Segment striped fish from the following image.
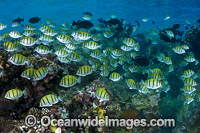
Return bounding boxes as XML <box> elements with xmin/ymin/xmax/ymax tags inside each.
<box><xmin>68</xmin><ymin>52</ymin><xmax>82</xmax><ymax>62</ymax></box>
<box><xmin>126</xmin><ymin>79</ymin><xmax>136</xmax><ymax>89</ymax></box>
<box><xmin>55</xmin><ymin>49</ymin><xmax>68</xmax><ymax>57</ymax></box>
<box><xmin>20</xmin><ymin>36</ymin><xmax>36</xmax><ymax>46</ymax></box>
<box><xmin>123</xmin><ymin>38</ymin><xmax>136</xmax><ymax>47</ymax></box>
<box><xmin>9</xmin><ymin>30</ymin><xmax>22</xmax><ymax>38</ymax></box>
<box><xmin>21</xmin><ymin>68</ymin><xmax>36</xmax><ymax>80</ymax></box>
<box><xmin>95</xmin><ymin>88</ymin><xmax>110</xmax><ymax>102</ymax></box>
<box><xmin>76</xmin><ymin>65</ymin><xmax>93</xmax><ymax>76</ymax></box>
<box><xmin>23</xmin><ymin>30</ymin><xmax>36</xmax><ymax>37</ymax></box>
<box><xmin>59</xmin><ymin>75</ymin><xmax>80</xmax><ymax>87</ymax></box>
<box><xmin>8</xmin><ymin>54</ymin><xmax>29</xmax><ymax>65</ymax></box>
<box><xmin>85</xmin><ymin>41</ymin><xmax>101</xmax><ymax>50</ymax></box>
<box><xmin>43</xmin><ymin>28</ymin><xmax>57</xmax><ymax>36</ymax></box>
<box><xmin>173</xmin><ymin>46</ymin><xmax>185</xmax><ymax>54</ymax></box>
<box><xmin>181</xmin><ymin>85</ymin><xmax>196</xmax><ymax>94</ymax></box>
<box><xmin>24</xmin><ymin>25</ymin><xmax>35</xmax><ymax>30</ymax></box>
<box><xmin>39</xmin><ymin>94</ymin><xmax>62</xmax><ymax>107</ymax></box>
<box><xmin>0</xmin><ymin>23</ymin><xmax>6</xmax><ymax>30</ymax></box>
<box><xmin>56</xmin><ymin>34</ymin><xmax>71</xmax><ymax>43</ymax></box>
<box><xmin>5</xmin><ymin>88</ymin><xmax>24</xmax><ymax>100</ymax></box>
<box><xmin>182</xmin><ymin>69</ymin><xmax>195</xmax><ymax>78</ymax></box>
<box><xmin>184</xmin><ymin>78</ymin><xmax>197</xmax><ymax>86</ymax></box>
<box><xmin>33</xmin><ymin>67</ymin><xmax>49</xmax><ymax>81</ymax></box>
<box><xmin>164</xmin><ymin>57</ymin><xmax>172</xmax><ymax>65</ymax></box>
<box><xmin>77</xmin><ymin>32</ymin><xmax>91</xmax><ymax>40</ymax></box>
<box><xmin>2</xmin><ymin>41</ymin><xmax>16</xmax><ymax>52</ymax></box>
<box><xmin>57</xmin><ymin>57</ymin><xmax>71</xmax><ymax>64</ymax></box>
<box><xmin>35</xmin><ymin>45</ymin><xmax>51</xmax><ymax>55</ymax></box>
<box><xmin>144</xmin><ymin>78</ymin><xmax>162</xmax><ymax>89</ymax></box>
<box><xmin>109</xmin><ymin>72</ymin><xmax>122</xmax><ymax>82</ymax></box>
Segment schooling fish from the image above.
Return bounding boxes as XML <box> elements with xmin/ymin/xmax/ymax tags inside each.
<box><xmin>152</xmin><ymin>21</ymin><xmax>155</xmax><ymax>24</ymax></box>
<box><xmin>72</xmin><ymin>20</ymin><xmax>94</xmax><ymax>29</ymax></box>
<box><xmin>12</xmin><ymin>17</ymin><xmax>24</xmax><ymax>23</ymax></box>
<box><xmin>29</xmin><ymin>17</ymin><xmax>41</xmax><ymax>24</ymax></box>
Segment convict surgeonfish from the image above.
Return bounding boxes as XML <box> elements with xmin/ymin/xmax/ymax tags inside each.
<box><xmin>33</xmin><ymin>67</ymin><xmax>50</xmax><ymax>81</ymax></box>
<box><xmin>39</xmin><ymin>94</ymin><xmax>63</xmax><ymax>107</ymax></box>
<box><xmin>95</xmin><ymin>88</ymin><xmax>110</xmax><ymax>102</ymax></box>
<box><xmin>59</xmin><ymin>75</ymin><xmax>80</xmax><ymax>88</ymax></box>
<box><xmin>21</xmin><ymin>68</ymin><xmax>36</xmax><ymax>80</ymax></box>
<box><xmin>8</xmin><ymin>54</ymin><xmax>30</xmax><ymax>66</ymax></box>
<box><xmin>76</xmin><ymin>65</ymin><xmax>93</xmax><ymax>76</ymax></box>
<box><xmin>5</xmin><ymin>88</ymin><xmax>26</xmax><ymax>100</ymax></box>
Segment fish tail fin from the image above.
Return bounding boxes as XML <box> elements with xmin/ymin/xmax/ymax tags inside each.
<box><xmin>26</xmin><ymin>60</ymin><xmax>30</xmax><ymax>66</ymax></box>
<box><xmin>72</xmin><ymin>20</ymin><xmax>76</xmax><ymax>26</ymax></box>
<box><xmin>22</xmin><ymin>18</ymin><xmax>24</xmax><ymax>22</ymax></box>
<box><xmin>23</xmin><ymin>89</ymin><xmax>28</xmax><ymax>96</ymax></box>
<box><xmin>0</xmin><ymin>69</ymin><xmax>5</xmax><ymax>77</ymax></box>
<box><xmin>58</xmin><ymin>96</ymin><xmax>63</xmax><ymax>102</ymax></box>
<box><xmin>77</xmin><ymin>77</ymin><xmax>81</xmax><ymax>84</ymax></box>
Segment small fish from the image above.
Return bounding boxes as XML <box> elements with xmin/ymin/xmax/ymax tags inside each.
<box><xmin>173</xmin><ymin>46</ymin><xmax>185</xmax><ymax>54</ymax></box>
<box><xmin>56</xmin><ymin>34</ymin><xmax>71</xmax><ymax>44</ymax></box>
<box><xmin>123</xmin><ymin>38</ymin><xmax>136</xmax><ymax>47</ymax></box>
<box><xmin>95</xmin><ymin>88</ymin><xmax>110</xmax><ymax>102</ymax></box>
<box><xmin>9</xmin><ymin>30</ymin><xmax>22</xmax><ymax>38</ymax></box>
<box><xmin>40</xmin><ymin>94</ymin><xmax>62</xmax><ymax>107</ymax></box>
<box><xmin>20</xmin><ymin>36</ymin><xmax>36</xmax><ymax>46</ymax></box>
<box><xmin>11</xmin><ymin>22</ymin><xmax>20</xmax><ymax>27</ymax></box>
<box><xmin>182</xmin><ymin>69</ymin><xmax>195</xmax><ymax>78</ymax></box>
<box><xmin>100</xmin><ymin>68</ymin><xmax>110</xmax><ymax>77</ymax></box>
<box><xmin>85</xmin><ymin>41</ymin><xmax>101</xmax><ymax>50</ymax></box>
<box><xmin>8</xmin><ymin>54</ymin><xmax>29</xmax><ymax>66</ymax></box>
<box><xmin>59</xmin><ymin>75</ymin><xmax>80</xmax><ymax>87</ymax></box>
<box><xmin>152</xmin><ymin>21</ymin><xmax>155</xmax><ymax>24</ymax></box>
<box><xmin>29</xmin><ymin>17</ymin><xmax>41</xmax><ymax>24</ymax></box>
<box><xmin>55</xmin><ymin>49</ymin><xmax>68</xmax><ymax>57</ymax></box>
<box><xmin>24</xmin><ymin>24</ymin><xmax>35</xmax><ymax>30</ymax></box>
<box><xmin>77</xmin><ymin>31</ymin><xmax>91</xmax><ymax>40</ymax></box>
<box><xmin>126</xmin><ymin>79</ymin><xmax>136</xmax><ymax>89</ymax></box>
<box><xmin>5</xmin><ymin>88</ymin><xmax>25</xmax><ymax>100</ymax></box>
<box><xmin>142</xmin><ymin>17</ymin><xmax>148</xmax><ymax>22</ymax></box>
<box><xmin>83</xmin><ymin>11</ymin><xmax>93</xmax><ymax>20</ymax></box>
<box><xmin>43</xmin><ymin>28</ymin><xmax>57</xmax><ymax>36</ymax></box>
<box><xmin>181</xmin><ymin>85</ymin><xmax>196</xmax><ymax>94</ymax></box>
<box><xmin>181</xmin><ymin>44</ymin><xmax>189</xmax><ymax>50</ymax></box>
<box><xmin>184</xmin><ymin>78</ymin><xmax>197</xmax><ymax>86</ymax></box>
<box><xmin>164</xmin><ymin>57</ymin><xmax>172</xmax><ymax>65</ymax></box>
<box><xmin>164</xmin><ymin>15</ymin><xmax>170</xmax><ymax>20</ymax></box>
<box><xmin>165</xmin><ymin>30</ymin><xmax>174</xmax><ymax>38</ymax></box>
<box><xmin>109</xmin><ymin>72</ymin><xmax>122</xmax><ymax>82</ymax></box>
<box><xmin>144</xmin><ymin>78</ymin><xmax>162</xmax><ymax>89</ymax></box>
<box><xmin>35</xmin><ymin>45</ymin><xmax>51</xmax><ymax>55</ymax></box>
<box><xmin>12</xmin><ymin>17</ymin><xmax>24</xmax><ymax>24</ymax></box>
<box><xmin>57</xmin><ymin>57</ymin><xmax>71</xmax><ymax>64</ymax></box>
<box><xmin>21</xmin><ymin>68</ymin><xmax>36</xmax><ymax>80</ymax></box>
<box><xmin>184</xmin><ymin>56</ymin><xmax>195</xmax><ymax>63</ymax></box>
<box><xmin>68</xmin><ymin>52</ymin><xmax>82</xmax><ymax>62</ymax></box>
<box><xmin>179</xmin><ymin>94</ymin><xmax>194</xmax><ymax>104</ymax></box>
<box><xmin>2</xmin><ymin>41</ymin><xmax>16</xmax><ymax>52</ymax></box>
<box><xmin>33</xmin><ymin>67</ymin><xmax>49</xmax><ymax>81</ymax></box>
<box><xmin>23</xmin><ymin>30</ymin><xmax>36</xmax><ymax>37</ymax></box>
<box><xmin>0</xmin><ymin>23</ymin><xmax>6</xmax><ymax>30</ymax></box>
<box><xmin>76</xmin><ymin>65</ymin><xmax>93</xmax><ymax>76</ymax></box>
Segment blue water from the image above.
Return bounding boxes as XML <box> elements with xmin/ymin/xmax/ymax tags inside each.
<box><xmin>0</xmin><ymin>0</ymin><xmax>200</xmax><ymax>28</ymax></box>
